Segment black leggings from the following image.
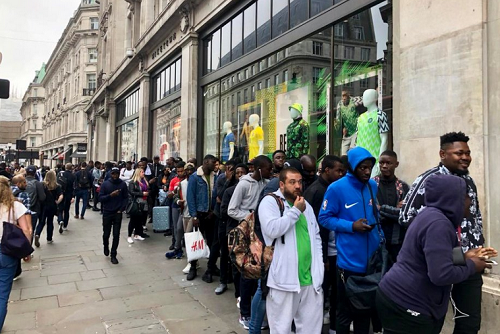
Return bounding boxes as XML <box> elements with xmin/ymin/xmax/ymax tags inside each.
<box><xmin>128</xmin><ymin>211</ymin><xmax>146</xmax><ymax>236</ymax></box>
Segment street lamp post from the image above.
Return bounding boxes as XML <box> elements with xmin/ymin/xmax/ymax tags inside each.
<box><xmin>7</xmin><ymin>142</ymin><xmax>12</xmax><ymax>165</ymax></box>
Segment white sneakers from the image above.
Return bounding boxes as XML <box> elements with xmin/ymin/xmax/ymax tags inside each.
<box><xmin>182</xmin><ymin>263</ymin><xmax>191</xmax><ymax>274</ymax></box>
<box><xmin>134</xmin><ymin>235</ymin><xmax>145</xmax><ymax>241</ymax></box>
<box><xmin>127</xmin><ymin>237</ymin><xmax>134</xmax><ymax>244</ymax></box>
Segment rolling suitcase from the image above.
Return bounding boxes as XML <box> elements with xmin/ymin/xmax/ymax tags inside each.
<box><xmin>153</xmin><ymin>206</ymin><xmax>170</xmax><ymax>233</ymax></box>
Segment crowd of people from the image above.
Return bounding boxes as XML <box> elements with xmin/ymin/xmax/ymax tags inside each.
<box><xmin>0</xmin><ymin>131</ymin><xmax>497</xmax><ymax>334</ymax></box>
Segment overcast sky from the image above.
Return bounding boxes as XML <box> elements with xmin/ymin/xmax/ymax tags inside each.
<box><xmin>0</xmin><ymin>0</ymin><xmax>82</xmax><ymax>99</ymax></box>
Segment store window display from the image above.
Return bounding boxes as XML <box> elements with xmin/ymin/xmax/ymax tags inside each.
<box><xmin>336</xmin><ymin>90</ymin><xmax>363</xmax><ymax>155</ymax></box>
<box><xmin>286</xmin><ymin>103</ymin><xmax>309</xmax><ymax>159</ymax></box>
<box><xmin>248</xmin><ymin>114</ymin><xmax>264</xmax><ymax>160</ymax></box>
<box><xmin>356</xmin><ymin>88</ymin><xmax>389</xmax><ymax>176</ymax></box>
<box><xmin>221</xmin><ymin>121</ymin><xmax>235</xmax><ymax>163</ymax></box>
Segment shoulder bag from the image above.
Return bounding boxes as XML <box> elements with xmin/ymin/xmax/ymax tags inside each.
<box><xmin>1</xmin><ymin>207</ymin><xmax>34</xmax><ymax>259</ymax></box>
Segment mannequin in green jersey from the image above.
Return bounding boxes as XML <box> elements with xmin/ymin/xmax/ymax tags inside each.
<box><xmin>356</xmin><ymin>89</ymin><xmax>390</xmax><ymax>177</ymax></box>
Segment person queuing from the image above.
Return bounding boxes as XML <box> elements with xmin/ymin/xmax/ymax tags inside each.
<box><xmin>377</xmin><ymin>175</ymin><xmax>496</xmax><ymax>334</ymax></box>
<box><xmin>304</xmin><ymin>155</ymin><xmax>346</xmax><ymax>334</ymax></box>
<box><xmin>127</xmin><ymin>168</ymin><xmax>150</xmax><ymax>243</ymax></box>
<box><xmin>259</xmin><ymin>167</ymin><xmax>324</xmax><ymax>334</ymax></box>
<box><xmin>176</xmin><ymin>162</ymin><xmax>196</xmax><ymax>274</ymax></box>
<box><xmin>91</xmin><ymin>161</ymin><xmax>103</xmax><ymax>211</ymax></box>
<box><xmin>165</xmin><ymin>161</ymin><xmax>187</xmax><ymax>259</ymax></box>
<box><xmin>319</xmin><ymin>147</ymin><xmax>382</xmax><ymax>334</ymax></box>
<box><xmin>399</xmin><ymin>132</ymin><xmax>487</xmax><ymax>334</ymax></box>
<box><xmin>99</xmin><ymin>167</ymin><xmax>129</xmax><ymax>265</ymax></box>
<box><xmin>271</xmin><ymin>150</ymin><xmax>286</xmax><ymax>177</ymax></box>
<box><xmin>228</xmin><ymin>155</ymin><xmax>272</xmax><ymax>329</ymax></box>
<box><xmin>186</xmin><ymin>155</ymin><xmax>217</xmax><ymax>281</ymax></box>
<box><xmin>34</xmin><ymin>171</ymin><xmax>63</xmax><ymax>247</ymax></box>
<box><xmin>373</xmin><ymin>150</ymin><xmax>409</xmax><ymax>263</ymax></box>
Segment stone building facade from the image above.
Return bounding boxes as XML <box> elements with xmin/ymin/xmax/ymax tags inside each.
<box><xmin>81</xmin><ymin>0</ymin><xmax>499</xmax><ymax>330</ymax></box>
<box><xmin>19</xmin><ymin>64</ymin><xmax>46</xmax><ymax>166</ymax></box>
<box><xmin>39</xmin><ymin>0</ymin><xmax>100</xmax><ymax>166</ymax></box>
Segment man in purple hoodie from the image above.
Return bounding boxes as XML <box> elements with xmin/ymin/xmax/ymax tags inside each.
<box><xmin>377</xmin><ymin>175</ymin><xmax>496</xmax><ymax>334</ymax></box>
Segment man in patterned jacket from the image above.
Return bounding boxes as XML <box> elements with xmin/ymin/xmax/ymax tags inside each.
<box><xmin>399</xmin><ymin>131</ymin><xmax>484</xmax><ymax>334</ymax></box>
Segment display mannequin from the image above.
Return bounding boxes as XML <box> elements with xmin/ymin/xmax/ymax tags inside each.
<box><xmin>356</xmin><ymin>89</ymin><xmax>389</xmax><ymax>176</ymax></box>
<box><xmin>221</xmin><ymin>121</ymin><xmax>235</xmax><ymax>163</ymax></box>
<box><xmin>336</xmin><ymin>89</ymin><xmax>363</xmax><ymax>155</ymax></box>
<box><xmin>286</xmin><ymin>103</ymin><xmax>309</xmax><ymax>159</ymax></box>
<box><xmin>248</xmin><ymin>114</ymin><xmax>264</xmax><ymax>160</ymax></box>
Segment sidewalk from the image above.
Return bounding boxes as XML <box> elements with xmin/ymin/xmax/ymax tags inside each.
<box><xmin>3</xmin><ymin>205</ymin><xmax>248</xmax><ymax>334</ymax></box>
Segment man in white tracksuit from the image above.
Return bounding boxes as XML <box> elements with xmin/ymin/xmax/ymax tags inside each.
<box><xmin>259</xmin><ymin>167</ymin><xmax>324</xmax><ymax>334</ymax></box>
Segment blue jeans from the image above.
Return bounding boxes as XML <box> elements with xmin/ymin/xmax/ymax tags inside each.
<box><xmin>249</xmin><ymin>279</ymin><xmax>267</xmax><ymax>334</ymax></box>
<box><xmin>75</xmin><ymin>189</ymin><xmax>89</xmax><ymax>217</ymax></box>
<box><xmin>0</xmin><ymin>250</ymin><xmax>17</xmax><ymax>330</ymax></box>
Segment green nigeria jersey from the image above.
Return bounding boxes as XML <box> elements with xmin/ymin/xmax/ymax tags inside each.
<box><xmin>356</xmin><ymin>109</ymin><xmax>390</xmax><ymax>160</ymax></box>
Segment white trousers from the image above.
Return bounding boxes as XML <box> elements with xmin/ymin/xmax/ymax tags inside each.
<box><xmin>266</xmin><ymin>285</ymin><xmax>323</xmax><ymax>334</ymax></box>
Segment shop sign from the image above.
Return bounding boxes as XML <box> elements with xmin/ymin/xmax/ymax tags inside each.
<box><xmin>151</xmin><ymin>32</ymin><xmax>177</xmax><ymax>60</ymax></box>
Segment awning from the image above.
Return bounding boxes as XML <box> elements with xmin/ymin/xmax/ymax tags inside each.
<box><xmin>50</xmin><ymin>151</ymin><xmax>61</xmax><ymax>160</ymax></box>
<box><xmin>70</xmin><ymin>151</ymin><xmax>87</xmax><ymax>159</ymax></box>
<box><xmin>54</xmin><ymin>147</ymin><xmax>72</xmax><ymax>160</ymax></box>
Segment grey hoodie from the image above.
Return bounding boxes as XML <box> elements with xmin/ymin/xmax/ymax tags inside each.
<box><xmin>227</xmin><ymin>174</ymin><xmax>269</xmax><ymax>222</ymax></box>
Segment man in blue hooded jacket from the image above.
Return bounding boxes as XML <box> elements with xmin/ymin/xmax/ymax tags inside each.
<box><xmin>319</xmin><ymin>146</ymin><xmax>381</xmax><ymax>334</ymax></box>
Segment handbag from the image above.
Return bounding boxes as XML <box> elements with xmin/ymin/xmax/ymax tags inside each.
<box><xmin>344</xmin><ymin>185</ymin><xmax>392</xmax><ymax>310</ymax></box>
<box><xmin>184</xmin><ymin>228</ymin><xmax>210</xmax><ymax>262</ymax></box>
<box><xmin>1</xmin><ymin>208</ymin><xmax>34</xmax><ymax>259</ymax></box>
<box><xmin>126</xmin><ymin>198</ymin><xmax>140</xmax><ymax>215</ymax></box>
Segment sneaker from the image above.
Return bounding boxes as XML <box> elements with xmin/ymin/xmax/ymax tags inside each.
<box><xmin>134</xmin><ymin>235</ymin><xmax>145</xmax><ymax>241</ymax></box>
<box><xmin>328</xmin><ymin>330</ymin><xmax>337</xmax><ymax>334</ymax></box>
<box><xmin>183</xmin><ymin>263</ymin><xmax>191</xmax><ymax>274</ymax></box>
<box><xmin>143</xmin><ymin>227</ymin><xmax>148</xmax><ymax>232</ymax></box>
<box><xmin>92</xmin><ymin>207</ymin><xmax>100</xmax><ymax>211</ymax></box>
<box><xmin>202</xmin><ymin>270</ymin><xmax>213</xmax><ymax>283</ymax></box>
<box><xmin>236</xmin><ymin>297</ymin><xmax>241</xmax><ymax>309</ymax></box>
<box><xmin>165</xmin><ymin>250</ymin><xmax>177</xmax><ymax>259</ymax></box>
<box><xmin>13</xmin><ymin>274</ymin><xmax>21</xmax><ymax>281</ymax></box>
<box><xmin>80</xmin><ymin>216</ymin><xmax>84</xmax><ymax>219</ymax></box>
<box><xmin>74</xmin><ymin>215</ymin><xmax>79</xmax><ymax>218</ymax></box>
<box><xmin>187</xmin><ymin>266</ymin><xmax>197</xmax><ymax>281</ymax></box>
<box><xmin>239</xmin><ymin>316</ymin><xmax>250</xmax><ymax>330</ymax></box>
<box><xmin>58</xmin><ymin>222</ymin><xmax>63</xmax><ymax>234</ymax></box>
<box><xmin>63</xmin><ymin>227</ymin><xmax>68</xmax><ymax>231</ymax></box>
<box><xmin>169</xmin><ymin>244</ymin><xmax>175</xmax><ymax>250</ymax></box>
<box><xmin>104</xmin><ymin>247</ymin><xmax>110</xmax><ymax>257</ymax></box>
<box><xmin>174</xmin><ymin>250</ymin><xmax>183</xmax><ymax>259</ymax></box>
<box><xmin>34</xmin><ymin>235</ymin><xmax>40</xmax><ymax>248</ymax></box>
<box><xmin>47</xmin><ymin>240</ymin><xmax>53</xmax><ymax>244</ymax></box>
<box><xmin>261</xmin><ymin>319</ymin><xmax>269</xmax><ymax>330</ymax></box>
<box><xmin>215</xmin><ymin>283</ymin><xmax>227</xmax><ymax>295</ymax></box>
<box><xmin>110</xmin><ymin>257</ymin><xmax>119</xmax><ymax>265</ymax></box>
<box><xmin>141</xmin><ymin>233</ymin><xmax>150</xmax><ymax>238</ymax></box>
<box><xmin>127</xmin><ymin>237</ymin><xmax>134</xmax><ymax>244</ymax></box>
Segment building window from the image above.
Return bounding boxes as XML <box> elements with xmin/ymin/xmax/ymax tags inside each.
<box><xmin>266</xmin><ymin>78</ymin><xmax>271</xmax><ymax>88</ymax></box>
<box><xmin>152</xmin><ymin>57</ymin><xmax>181</xmax><ymax>102</ymax></box>
<box><xmin>244</xmin><ymin>69</ymin><xmax>249</xmax><ymax>79</ymax></box>
<box><xmin>117</xmin><ymin>89</ymin><xmax>140</xmax><ymax>121</ymax></box>
<box><xmin>32</xmin><ymin>120</ymin><xmax>36</xmax><ymax>130</ymax></box>
<box><xmin>88</xmin><ymin>48</ymin><xmax>97</xmax><ymax>63</ymax></box>
<box><xmin>87</xmin><ymin>74</ymin><xmax>96</xmax><ymax>89</ymax></box>
<box><xmin>344</xmin><ymin>46</ymin><xmax>354</xmax><ymax>59</ymax></box>
<box><xmin>313</xmin><ymin>41</ymin><xmax>323</xmax><ymax>55</ymax></box>
<box><xmin>334</xmin><ymin>44</ymin><xmax>339</xmax><ymax>57</ymax></box>
<box><xmin>33</xmin><ymin>104</ymin><xmax>37</xmax><ymax>116</ymax></box>
<box><xmin>33</xmin><ymin>89</ymin><xmax>37</xmax><ymax>97</ymax></box>
<box><xmin>334</xmin><ymin>24</ymin><xmax>344</xmax><ymax>37</ymax></box>
<box><xmin>313</xmin><ymin>67</ymin><xmax>322</xmax><ymax>84</ymax></box>
<box><xmin>361</xmin><ymin>48</ymin><xmax>370</xmax><ymax>61</ymax></box>
<box><xmin>257</xmin><ymin>82</ymin><xmax>262</xmax><ymax>91</ymax></box>
<box><xmin>283</xmin><ymin>70</ymin><xmax>288</xmax><ymax>82</ymax></box>
<box><xmin>30</xmin><ymin>137</ymin><xmax>36</xmax><ymax>147</ymax></box>
<box><xmin>251</xmin><ymin>85</ymin><xmax>255</xmax><ymax>100</ymax></box>
<box><xmin>354</xmin><ymin>26</ymin><xmax>364</xmax><ymax>40</ymax></box>
<box><xmin>90</xmin><ymin>17</ymin><xmax>99</xmax><ymax>30</ymax></box>
<box><xmin>275</xmin><ymin>74</ymin><xmax>280</xmax><ymax>85</ymax></box>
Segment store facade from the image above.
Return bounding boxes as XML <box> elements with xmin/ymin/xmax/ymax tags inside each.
<box><xmin>197</xmin><ymin>0</ymin><xmax>392</xmax><ymax>164</ymax></box>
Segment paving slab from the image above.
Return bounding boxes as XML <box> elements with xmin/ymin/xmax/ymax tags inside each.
<box><xmin>103</xmin><ymin>311</ymin><xmax>167</xmax><ymax>334</ymax></box>
<box><xmin>57</xmin><ymin>290</ymin><xmax>103</xmax><ymax>307</ymax></box>
<box><xmin>21</xmin><ymin>282</ymin><xmax>77</xmax><ymax>300</ymax></box>
<box><xmin>12</xmin><ymin>276</ymin><xmax>48</xmax><ymax>289</ymax></box>
<box><xmin>153</xmin><ymin>300</ymin><xmax>211</xmax><ymax>322</ymax></box>
<box><xmin>123</xmin><ymin>290</ymin><xmax>194</xmax><ymax>311</ymax></box>
<box><xmin>163</xmin><ymin>315</ymin><xmax>238</xmax><ymax>334</ymax></box>
<box><xmin>47</xmin><ymin>272</ymin><xmax>82</xmax><ymax>285</ymax></box>
<box><xmin>79</xmin><ymin>269</ymin><xmax>106</xmax><ymax>280</ymax></box>
<box><xmin>75</xmin><ymin>275</ymin><xmax>129</xmax><ymax>291</ymax></box>
<box><xmin>8</xmin><ymin>289</ymin><xmax>21</xmax><ymax>302</ymax></box>
<box><xmin>2</xmin><ymin>311</ymin><xmax>36</xmax><ymax>331</ymax></box>
<box><xmin>7</xmin><ymin>296</ymin><xmax>59</xmax><ymax>315</ymax></box>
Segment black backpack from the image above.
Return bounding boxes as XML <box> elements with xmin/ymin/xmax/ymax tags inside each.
<box><xmin>79</xmin><ymin>171</ymin><xmax>90</xmax><ymax>189</ymax></box>
<box><xmin>57</xmin><ymin>172</ymin><xmax>67</xmax><ymax>192</ymax></box>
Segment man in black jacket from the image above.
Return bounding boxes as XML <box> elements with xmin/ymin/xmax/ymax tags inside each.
<box><xmin>25</xmin><ymin>165</ymin><xmax>46</xmax><ymax>240</ymax></box>
<box><xmin>74</xmin><ymin>162</ymin><xmax>93</xmax><ymax>219</ymax></box>
<box><xmin>99</xmin><ymin>167</ymin><xmax>128</xmax><ymax>264</ymax></box>
<box><xmin>373</xmin><ymin>150</ymin><xmax>409</xmax><ymax>263</ymax></box>
<box><xmin>303</xmin><ymin>155</ymin><xmax>346</xmax><ymax>333</ymax></box>
<box><xmin>58</xmin><ymin>163</ymin><xmax>76</xmax><ymax>233</ymax></box>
